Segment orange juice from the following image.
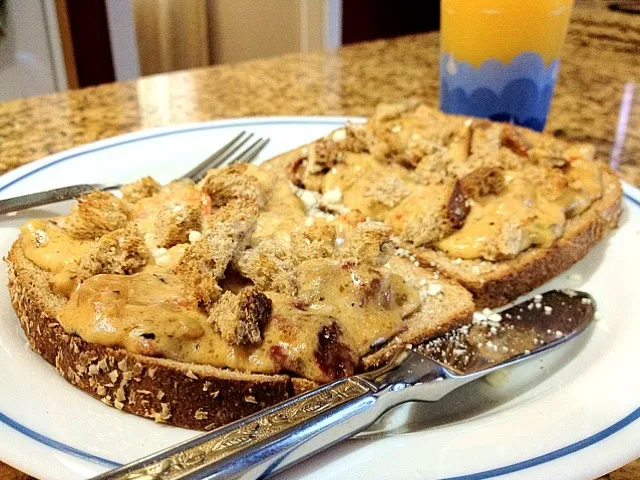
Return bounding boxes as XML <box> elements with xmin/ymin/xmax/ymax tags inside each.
<box><xmin>440</xmin><ymin>0</ymin><xmax>574</xmax><ymax>131</ymax></box>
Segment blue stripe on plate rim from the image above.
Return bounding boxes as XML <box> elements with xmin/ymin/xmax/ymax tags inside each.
<box><xmin>0</xmin><ymin>118</ymin><xmax>638</xmax><ymax>478</ymax></box>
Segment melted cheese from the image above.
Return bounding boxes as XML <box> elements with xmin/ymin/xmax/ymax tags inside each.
<box><xmin>323</xmin><ymin>150</ymin><xmax>603</xmax><ymax>261</ymax></box>
<box><xmin>253</xmin><ymin>178</ymin><xmax>306</xmax><ymax>241</ymax></box>
<box><xmin>59</xmin><ymin>273</ymin><xmax>206</xmax><ymax>355</ymax></box>
<box><xmin>437</xmin><ymin>178</ymin><xmax>566</xmax><ymax>260</ymax></box>
<box><xmin>21</xmin><ymin>220</ymin><xmax>93</xmax><ymax>273</ymax></box>
<box><xmin>59</xmin><ymin>272</ymin><xmax>277</xmax><ymax>373</ymax></box>
<box><xmin>295</xmin><ymin>259</ymin><xmax>420</xmax><ymax>354</ymax></box>
<box><xmin>323</xmin><ymin>152</ymin><xmax>457</xmax><ymax>238</ymax></box>
<box><xmin>59</xmin><ymin>261</ymin><xmax>419</xmax><ymax>382</ymax></box>
<box><xmin>559</xmin><ymin>159</ymin><xmax>603</xmax><ymax>216</ymax></box>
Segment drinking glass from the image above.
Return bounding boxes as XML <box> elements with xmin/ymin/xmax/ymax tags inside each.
<box><xmin>440</xmin><ymin>0</ymin><xmax>574</xmax><ymax>131</ymax></box>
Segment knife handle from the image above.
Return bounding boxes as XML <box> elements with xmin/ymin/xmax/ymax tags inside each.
<box><xmin>0</xmin><ymin>184</ymin><xmax>117</xmax><ymax>215</ymax></box>
<box><xmin>93</xmin><ymin>376</ymin><xmax>378</xmax><ymax>480</ymax></box>
<box><xmin>92</xmin><ymin>351</ymin><xmax>455</xmax><ymax>480</ymax></box>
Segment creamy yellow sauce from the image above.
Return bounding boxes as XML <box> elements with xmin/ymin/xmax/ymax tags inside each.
<box><xmin>437</xmin><ymin>161</ymin><xmax>602</xmax><ymax>260</ymax></box>
<box><xmin>437</xmin><ymin>177</ymin><xmax>566</xmax><ymax>260</ymax></box>
<box><xmin>294</xmin><ymin>259</ymin><xmax>420</xmax><ymax>353</ymax></box>
<box><xmin>253</xmin><ymin>178</ymin><xmax>306</xmax><ymax>242</ymax></box>
<box><xmin>58</xmin><ymin>258</ymin><xmax>419</xmax><ymax>382</ymax></box>
<box><xmin>21</xmin><ymin>220</ymin><xmax>93</xmax><ymax>274</ymax></box>
<box><xmin>322</xmin><ymin>150</ymin><xmax>603</xmax><ymax>261</ymax></box>
<box><xmin>323</xmin><ymin>153</ymin><xmax>457</xmax><ymax>235</ymax></box>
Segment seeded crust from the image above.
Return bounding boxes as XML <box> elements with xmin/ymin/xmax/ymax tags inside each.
<box><xmin>410</xmin><ymin>165</ymin><xmax>622</xmax><ymax>308</ymax></box>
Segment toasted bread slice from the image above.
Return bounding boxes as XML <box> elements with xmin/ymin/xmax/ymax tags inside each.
<box><xmin>277</xmin><ymin>104</ymin><xmax>623</xmax><ymax>309</ymax></box>
<box><xmin>7</xmin><ymin>230</ymin><xmax>472</xmax><ymax>430</ymax></box>
<box><xmin>268</xmin><ymin>154</ymin><xmax>622</xmax><ymax>309</ymax></box>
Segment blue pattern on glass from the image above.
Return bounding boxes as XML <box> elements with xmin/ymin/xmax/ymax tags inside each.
<box><xmin>440</xmin><ymin>52</ymin><xmax>560</xmax><ymax>132</ymax></box>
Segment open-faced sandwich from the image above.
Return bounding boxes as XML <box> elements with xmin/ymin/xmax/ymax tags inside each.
<box><xmin>6</xmin><ymin>102</ymin><xmax>622</xmax><ymax>430</ymax></box>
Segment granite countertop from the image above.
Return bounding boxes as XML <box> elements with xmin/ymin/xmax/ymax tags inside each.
<box><xmin>0</xmin><ymin>5</ymin><xmax>639</xmax><ymax>480</ymax></box>
<box><xmin>0</xmin><ymin>7</ymin><xmax>639</xmax><ymax>185</ymax></box>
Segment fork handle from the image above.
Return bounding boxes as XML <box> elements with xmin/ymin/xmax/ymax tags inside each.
<box><xmin>93</xmin><ymin>377</ymin><xmax>379</xmax><ymax>480</ymax></box>
<box><xmin>0</xmin><ymin>184</ymin><xmax>117</xmax><ymax>215</ymax></box>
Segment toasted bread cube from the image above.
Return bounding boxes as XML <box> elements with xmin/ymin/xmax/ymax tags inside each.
<box><xmin>52</xmin><ymin>224</ymin><xmax>149</xmax><ymax>296</ymax></box>
<box><xmin>339</xmin><ymin>222</ymin><xmax>393</xmax><ymax>266</ymax></box>
<box><xmin>201</xmin><ymin>164</ymin><xmax>264</xmax><ymax>207</ymax></box>
<box><xmin>235</xmin><ymin>239</ymin><xmax>297</xmax><ymax>295</ymax></box>
<box><xmin>414</xmin><ymin>149</ymin><xmax>454</xmax><ymax>186</ymax></box>
<box><xmin>174</xmin><ymin>224</ymin><xmax>238</xmax><ymax>309</ymax></box>
<box><xmin>364</xmin><ymin>176</ymin><xmax>410</xmax><ymax>208</ymax></box>
<box><xmin>291</xmin><ymin>219</ymin><xmax>336</xmax><ymax>264</ymax></box>
<box><xmin>80</xmin><ymin>224</ymin><xmax>149</xmax><ymax>275</ymax></box>
<box><xmin>209</xmin><ymin>288</ymin><xmax>272</xmax><ymax>345</ymax></box>
<box><xmin>307</xmin><ymin>137</ymin><xmax>343</xmax><ymax>174</ymax></box>
<box><xmin>500</xmin><ymin>125</ymin><xmax>532</xmax><ymax>157</ymax></box>
<box><xmin>173</xmin><ymin>236</ymin><xmax>227</xmax><ymax>308</ymax></box>
<box><xmin>66</xmin><ymin>191</ymin><xmax>128</xmax><ymax>239</ymax></box>
<box><xmin>154</xmin><ymin>203</ymin><xmax>202</xmax><ymax>248</ymax></box>
<box><xmin>207</xmin><ymin>198</ymin><xmax>258</xmax><ymax>239</ymax></box>
<box><xmin>174</xmin><ymin>200</ymin><xmax>258</xmax><ymax>308</ymax></box>
<box><xmin>121</xmin><ymin>176</ymin><xmax>161</xmax><ymax>204</ymax></box>
<box><xmin>287</xmin><ymin>137</ymin><xmax>345</xmax><ymax>191</ymax></box>
<box><xmin>459</xmin><ymin>167</ymin><xmax>505</xmax><ymax>200</ymax></box>
<box><xmin>389</xmin><ymin>180</ymin><xmax>469</xmax><ymax>247</ymax></box>
<box><xmin>343</xmin><ymin>123</ymin><xmax>371</xmax><ymax>153</ymax></box>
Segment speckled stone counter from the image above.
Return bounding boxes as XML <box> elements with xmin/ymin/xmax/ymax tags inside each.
<box><xmin>0</xmin><ymin>5</ymin><xmax>639</xmax><ymax>480</ymax></box>
<box><xmin>1</xmin><ymin>7</ymin><xmax>639</xmax><ymax>185</ymax></box>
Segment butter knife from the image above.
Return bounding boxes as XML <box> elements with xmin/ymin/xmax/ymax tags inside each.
<box><xmin>92</xmin><ymin>289</ymin><xmax>595</xmax><ymax>480</ymax></box>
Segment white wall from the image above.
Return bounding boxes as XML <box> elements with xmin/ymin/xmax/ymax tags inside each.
<box><xmin>0</xmin><ymin>1</ymin><xmax>66</xmax><ymax>101</ymax></box>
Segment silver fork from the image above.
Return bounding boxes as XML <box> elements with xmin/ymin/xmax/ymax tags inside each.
<box><xmin>0</xmin><ymin>132</ymin><xmax>269</xmax><ymax>215</ymax></box>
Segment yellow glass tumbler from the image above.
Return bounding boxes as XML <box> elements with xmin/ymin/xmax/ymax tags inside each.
<box><xmin>440</xmin><ymin>0</ymin><xmax>574</xmax><ymax>131</ymax></box>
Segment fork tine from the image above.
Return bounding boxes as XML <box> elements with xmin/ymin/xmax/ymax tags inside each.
<box><xmin>209</xmin><ymin>133</ymin><xmax>254</xmax><ymax>167</ymax></box>
<box><xmin>179</xmin><ymin>131</ymin><xmax>247</xmax><ymax>182</ymax></box>
<box><xmin>189</xmin><ymin>133</ymin><xmax>256</xmax><ymax>183</ymax></box>
<box><xmin>233</xmin><ymin>138</ymin><xmax>270</xmax><ymax>164</ymax></box>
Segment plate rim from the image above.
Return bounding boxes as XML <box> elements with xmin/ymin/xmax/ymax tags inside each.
<box><xmin>0</xmin><ymin>116</ymin><xmax>639</xmax><ymax>480</ymax></box>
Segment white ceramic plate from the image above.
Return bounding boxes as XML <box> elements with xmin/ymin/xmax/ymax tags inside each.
<box><xmin>0</xmin><ymin>117</ymin><xmax>638</xmax><ymax>480</ymax></box>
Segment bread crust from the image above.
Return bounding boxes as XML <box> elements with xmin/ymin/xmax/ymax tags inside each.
<box><xmin>410</xmin><ymin>165</ymin><xmax>623</xmax><ymax>308</ymax></box>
